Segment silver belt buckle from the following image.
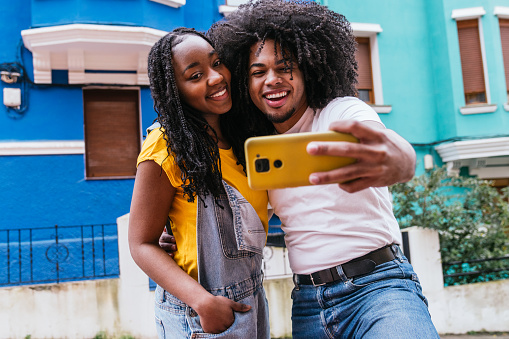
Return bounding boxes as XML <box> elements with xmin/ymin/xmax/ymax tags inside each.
<box><xmin>310</xmin><ymin>273</ymin><xmax>327</xmax><ymax>287</ymax></box>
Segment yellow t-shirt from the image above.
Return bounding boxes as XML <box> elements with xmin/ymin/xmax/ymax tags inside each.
<box><xmin>137</xmin><ymin>128</ymin><xmax>269</xmax><ymax>281</ymax></box>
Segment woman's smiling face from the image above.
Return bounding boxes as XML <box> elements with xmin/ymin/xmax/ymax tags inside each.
<box><xmin>172</xmin><ymin>35</ymin><xmax>232</xmax><ymax>118</ymax></box>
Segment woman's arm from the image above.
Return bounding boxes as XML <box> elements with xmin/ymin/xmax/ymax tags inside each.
<box><xmin>128</xmin><ymin>160</ymin><xmax>250</xmax><ymax>334</ymax></box>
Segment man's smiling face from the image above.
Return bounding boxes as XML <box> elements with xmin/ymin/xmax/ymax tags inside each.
<box><xmin>248</xmin><ymin>39</ymin><xmax>308</xmax><ymax>133</ymax></box>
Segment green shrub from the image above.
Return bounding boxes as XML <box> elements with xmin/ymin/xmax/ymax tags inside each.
<box><xmin>390</xmin><ymin>166</ymin><xmax>509</xmax><ymax>285</ymax></box>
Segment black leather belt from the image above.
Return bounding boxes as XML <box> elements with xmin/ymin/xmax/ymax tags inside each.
<box><xmin>294</xmin><ymin>245</ymin><xmax>398</xmax><ymax>286</ymax></box>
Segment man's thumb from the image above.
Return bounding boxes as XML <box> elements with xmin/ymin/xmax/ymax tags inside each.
<box><xmin>231</xmin><ymin>301</ymin><xmax>251</xmax><ymax>313</ymax></box>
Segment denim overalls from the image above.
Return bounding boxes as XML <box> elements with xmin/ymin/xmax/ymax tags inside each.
<box><xmin>154</xmin><ymin>181</ymin><xmax>270</xmax><ymax>338</ymax></box>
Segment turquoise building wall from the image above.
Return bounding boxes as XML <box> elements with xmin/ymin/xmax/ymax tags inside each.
<box><xmin>1</xmin><ymin>0</ymin><xmax>508</xmax><ymax>235</ymax></box>
<box><xmin>330</xmin><ymin>0</ymin><xmax>441</xmax><ymax>172</ymax></box>
<box><xmin>329</xmin><ymin>0</ymin><xmax>509</xmax><ymax>174</ymax></box>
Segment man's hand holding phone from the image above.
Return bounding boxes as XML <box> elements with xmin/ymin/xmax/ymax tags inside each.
<box><xmin>244</xmin><ymin>131</ymin><xmax>358</xmax><ymax>190</ymax></box>
<box><xmin>306</xmin><ymin>120</ymin><xmax>416</xmax><ymax>193</ymax></box>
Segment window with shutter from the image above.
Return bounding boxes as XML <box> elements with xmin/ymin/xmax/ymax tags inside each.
<box><xmin>355</xmin><ymin>37</ymin><xmax>374</xmax><ymax>104</ymax></box>
<box><xmin>500</xmin><ymin>19</ymin><xmax>509</xmax><ymax>102</ymax></box>
<box><xmin>83</xmin><ymin>89</ymin><xmax>140</xmax><ymax>179</ymax></box>
<box><xmin>457</xmin><ymin>19</ymin><xmax>487</xmax><ymax>105</ymax></box>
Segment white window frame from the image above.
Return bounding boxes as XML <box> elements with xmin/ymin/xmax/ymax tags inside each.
<box><xmin>494</xmin><ymin>6</ymin><xmax>509</xmax><ymax>111</ymax></box>
<box><xmin>351</xmin><ymin>23</ymin><xmax>391</xmax><ymax>114</ymax></box>
<box><xmin>219</xmin><ymin>0</ymin><xmax>248</xmax><ymax>16</ymax></box>
<box><xmin>149</xmin><ymin>0</ymin><xmax>185</xmax><ymax>8</ymax></box>
<box><xmin>21</xmin><ymin>24</ymin><xmax>167</xmax><ymax>85</ymax></box>
<box><xmin>0</xmin><ymin>141</ymin><xmax>85</xmax><ymax>156</ymax></box>
<box><xmin>452</xmin><ymin>7</ymin><xmax>496</xmax><ymax>114</ymax></box>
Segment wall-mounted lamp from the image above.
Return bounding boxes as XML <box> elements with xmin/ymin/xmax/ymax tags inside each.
<box><xmin>1</xmin><ymin>71</ymin><xmax>20</xmax><ymax>84</ymax></box>
<box><xmin>3</xmin><ymin>88</ymin><xmax>21</xmax><ymax>109</ymax></box>
<box><xmin>424</xmin><ymin>154</ymin><xmax>434</xmax><ymax>170</ymax></box>
<box><xmin>1</xmin><ymin>62</ymin><xmax>28</xmax><ymax>118</ymax></box>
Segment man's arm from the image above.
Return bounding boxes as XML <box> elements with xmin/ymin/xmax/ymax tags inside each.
<box><xmin>306</xmin><ymin>120</ymin><xmax>416</xmax><ymax>193</ymax></box>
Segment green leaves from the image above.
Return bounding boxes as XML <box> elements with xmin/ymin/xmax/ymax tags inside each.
<box><xmin>390</xmin><ymin>166</ymin><xmax>509</xmax><ymax>285</ymax></box>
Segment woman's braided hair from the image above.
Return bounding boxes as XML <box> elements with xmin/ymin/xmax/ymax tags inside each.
<box><xmin>147</xmin><ymin>27</ymin><xmax>248</xmax><ymax>202</ymax></box>
<box><xmin>208</xmin><ymin>0</ymin><xmax>358</xmax><ymax>132</ymax></box>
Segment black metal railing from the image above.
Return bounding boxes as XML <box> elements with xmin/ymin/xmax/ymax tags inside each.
<box><xmin>0</xmin><ymin>223</ymin><xmax>119</xmax><ymax>287</ymax></box>
<box><xmin>443</xmin><ymin>255</ymin><xmax>509</xmax><ymax>285</ymax></box>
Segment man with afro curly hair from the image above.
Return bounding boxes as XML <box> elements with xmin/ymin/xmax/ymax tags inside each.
<box><xmin>206</xmin><ymin>0</ymin><xmax>440</xmax><ymax>338</ymax></box>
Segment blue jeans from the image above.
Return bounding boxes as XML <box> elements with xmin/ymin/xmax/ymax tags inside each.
<box><xmin>291</xmin><ymin>248</ymin><xmax>440</xmax><ymax>338</ymax></box>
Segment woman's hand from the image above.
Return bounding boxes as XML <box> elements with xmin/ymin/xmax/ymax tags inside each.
<box><xmin>195</xmin><ymin>295</ymin><xmax>251</xmax><ymax>334</ymax></box>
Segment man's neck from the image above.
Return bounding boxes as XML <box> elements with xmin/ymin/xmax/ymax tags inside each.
<box><xmin>273</xmin><ymin>105</ymin><xmax>309</xmax><ymax>134</ymax></box>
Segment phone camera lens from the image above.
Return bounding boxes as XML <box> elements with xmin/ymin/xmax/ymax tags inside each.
<box><xmin>255</xmin><ymin>158</ymin><xmax>270</xmax><ymax>172</ymax></box>
<box><xmin>273</xmin><ymin>160</ymin><xmax>283</xmax><ymax>168</ymax></box>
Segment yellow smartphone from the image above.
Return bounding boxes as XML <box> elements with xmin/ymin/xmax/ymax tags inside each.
<box><xmin>244</xmin><ymin>131</ymin><xmax>359</xmax><ymax>190</ymax></box>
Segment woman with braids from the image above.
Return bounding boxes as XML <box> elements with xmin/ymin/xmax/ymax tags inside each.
<box><xmin>128</xmin><ymin>27</ymin><xmax>270</xmax><ymax>338</ymax></box>
<box><xmin>203</xmin><ymin>0</ymin><xmax>440</xmax><ymax>338</ymax></box>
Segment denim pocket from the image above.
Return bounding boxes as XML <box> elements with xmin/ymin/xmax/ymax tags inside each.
<box><xmin>186</xmin><ymin>292</ymin><xmax>266</xmax><ymax>338</ymax></box>
<box><xmin>231</xmin><ymin>195</ymin><xmax>266</xmax><ymax>255</ymax></box>
<box><xmin>155</xmin><ymin>287</ymin><xmax>187</xmax><ymax>315</ymax></box>
<box><xmin>214</xmin><ymin>182</ymin><xmax>266</xmax><ymax>258</ymax></box>
<box><xmin>155</xmin><ymin>316</ymin><xmax>165</xmax><ymax>339</ymax></box>
<box><xmin>154</xmin><ymin>288</ymin><xmax>189</xmax><ymax>338</ymax></box>
<box><xmin>186</xmin><ymin>306</ymin><xmax>238</xmax><ymax>338</ymax></box>
<box><xmin>215</xmin><ymin>196</ymin><xmax>256</xmax><ymax>260</ymax></box>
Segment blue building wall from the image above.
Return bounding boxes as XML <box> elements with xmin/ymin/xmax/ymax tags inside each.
<box><xmin>1</xmin><ymin>0</ymin><xmax>508</xmax><ymax>233</ymax></box>
<box><xmin>30</xmin><ymin>0</ymin><xmax>185</xmax><ymax>29</ymax></box>
<box><xmin>0</xmin><ymin>0</ymin><xmax>224</xmax><ymax>231</ymax></box>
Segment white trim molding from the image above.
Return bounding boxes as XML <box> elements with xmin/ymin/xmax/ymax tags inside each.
<box><xmin>219</xmin><ymin>0</ymin><xmax>248</xmax><ymax>16</ymax></box>
<box><xmin>218</xmin><ymin>5</ymin><xmax>238</xmax><ymax>16</ymax></box>
<box><xmin>371</xmin><ymin>105</ymin><xmax>392</xmax><ymax>114</ymax></box>
<box><xmin>350</xmin><ymin>23</ymin><xmax>383</xmax><ymax>36</ymax></box>
<box><xmin>494</xmin><ymin>6</ymin><xmax>509</xmax><ymax>19</ymax></box>
<box><xmin>0</xmin><ymin>141</ymin><xmax>85</xmax><ymax>156</ymax></box>
<box><xmin>477</xmin><ymin>16</ymin><xmax>491</xmax><ymax>105</ymax></box>
<box><xmin>22</xmin><ymin>24</ymin><xmax>167</xmax><ymax>85</ymax></box>
<box><xmin>470</xmin><ymin>156</ymin><xmax>509</xmax><ymax>179</ymax></box>
<box><xmin>452</xmin><ymin>7</ymin><xmax>486</xmax><ymax>20</ymax></box>
<box><xmin>149</xmin><ymin>0</ymin><xmax>185</xmax><ymax>8</ymax></box>
<box><xmin>435</xmin><ymin>137</ymin><xmax>509</xmax><ymax>162</ymax></box>
<box><xmin>459</xmin><ymin>104</ymin><xmax>497</xmax><ymax>115</ymax></box>
<box><xmin>443</xmin><ymin>156</ymin><xmax>509</xmax><ymax>179</ymax></box>
<box><xmin>351</xmin><ymin>23</ymin><xmax>385</xmax><ymax>106</ymax></box>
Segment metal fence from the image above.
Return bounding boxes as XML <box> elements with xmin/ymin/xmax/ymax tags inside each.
<box><xmin>443</xmin><ymin>255</ymin><xmax>509</xmax><ymax>285</ymax></box>
<box><xmin>0</xmin><ymin>223</ymin><xmax>120</xmax><ymax>287</ymax></box>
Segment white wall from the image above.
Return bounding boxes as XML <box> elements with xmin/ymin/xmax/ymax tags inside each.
<box><xmin>0</xmin><ymin>214</ymin><xmax>157</xmax><ymax>339</ymax></box>
<box><xmin>1</xmin><ymin>221</ymin><xmax>508</xmax><ymax>338</ymax></box>
<box><xmin>404</xmin><ymin>227</ymin><xmax>509</xmax><ymax>334</ymax></box>
<box><xmin>0</xmin><ymin>279</ymin><xmax>122</xmax><ymax>339</ymax></box>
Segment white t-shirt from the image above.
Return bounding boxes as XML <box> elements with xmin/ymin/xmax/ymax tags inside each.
<box><xmin>268</xmin><ymin>97</ymin><xmax>402</xmax><ymax>274</ymax></box>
